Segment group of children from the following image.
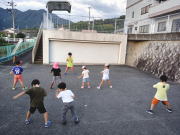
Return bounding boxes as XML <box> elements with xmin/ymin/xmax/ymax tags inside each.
<box><xmin>49</xmin><ymin>52</ymin><xmax>113</xmax><ymax>89</ymax></box>
<box><xmin>10</xmin><ymin>52</ymin><xmax>173</xmax><ymax>128</ymax></box>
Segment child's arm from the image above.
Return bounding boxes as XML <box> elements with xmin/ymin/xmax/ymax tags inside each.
<box><xmin>10</xmin><ymin>71</ymin><xmax>13</xmax><ymax>75</ymax></box>
<box><xmin>55</xmin><ymin>89</ymin><xmax>61</xmax><ymax>98</ymax></box>
<box><xmin>13</xmin><ymin>91</ymin><xmax>26</xmax><ymax>99</ymax></box>
<box><xmin>153</xmin><ymin>83</ymin><xmax>158</xmax><ymax>88</ymax></box>
<box><xmin>78</xmin><ymin>74</ymin><xmax>83</xmax><ymax>79</ymax></box>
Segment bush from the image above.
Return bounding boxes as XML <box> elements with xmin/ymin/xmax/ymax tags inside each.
<box><xmin>16</xmin><ymin>32</ymin><xmax>26</xmax><ymax>38</ymax></box>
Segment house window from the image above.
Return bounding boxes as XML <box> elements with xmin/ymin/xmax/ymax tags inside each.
<box><xmin>157</xmin><ymin>21</ymin><xmax>166</xmax><ymax>32</ymax></box>
<box><xmin>141</xmin><ymin>5</ymin><xmax>151</xmax><ymax>15</ymax></box>
<box><xmin>132</xmin><ymin>11</ymin><xmax>134</xmax><ymax>18</ymax></box>
<box><xmin>128</xmin><ymin>26</ymin><xmax>133</xmax><ymax>34</ymax></box>
<box><xmin>139</xmin><ymin>25</ymin><xmax>149</xmax><ymax>33</ymax></box>
<box><xmin>171</xmin><ymin>19</ymin><xmax>180</xmax><ymax>32</ymax></box>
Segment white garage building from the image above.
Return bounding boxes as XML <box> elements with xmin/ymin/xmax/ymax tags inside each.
<box><xmin>41</xmin><ymin>30</ymin><xmax>127</xmax><ymax>65</ymax></box>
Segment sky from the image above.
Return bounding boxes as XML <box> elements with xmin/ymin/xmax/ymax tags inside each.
<box><xmin>0</xmin><ymin>0</ymin><xmax>127</xmax><ymax>21</ymax></box>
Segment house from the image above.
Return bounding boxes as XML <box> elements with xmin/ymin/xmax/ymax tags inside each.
<box><xmin>124</xmin><ymin>0</ymin><xmax>180</xmax><ymax>34</ymax></box>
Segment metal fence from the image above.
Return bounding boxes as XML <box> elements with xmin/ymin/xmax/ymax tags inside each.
<box><xmin>43</xmin><ymin>13</ymin><xmax>125</xmax><ymax>34</ymax></box>
<box><xmin>0</xmin><ymin>40</ymin><xmax>36</xmax><ymax>63</ymax></box>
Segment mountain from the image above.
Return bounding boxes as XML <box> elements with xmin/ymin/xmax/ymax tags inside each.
<box><xmin>0</xmin><ymin>7</ymin><xmax>69</xmax><ymax>30</ymax></box>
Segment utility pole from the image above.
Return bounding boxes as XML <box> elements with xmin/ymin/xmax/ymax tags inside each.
<box><xmin>92</xmin><ymin>17</ymin><xmax>94</xmax><ymax>32</ymax></box>
<box><xmin>88</xmin><ymin>7</ymin><xmax>91</xmax><ymax>30</ymax></box>
<box><xmin>114</xmin><ymin>18</ymin><xmax>117</xmax><ymax>34</ymax></box>
<box><xmin>7</xmin><ymin>0</ymin><xmax>16</xmax><ymax>42</ymax></box>
<box><xmin>68</xmin><ymin>15</ymin><xmax>71</xmax><ymax>30</ymax></box>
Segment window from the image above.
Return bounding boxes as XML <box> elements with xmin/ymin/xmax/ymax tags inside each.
<box><xmin>157</xmin><ymin>21</ymin><xmax>166</xmax><ymax>32</ymax></box>
<box><xmin>128</xmin><ymin>26</ymin><xmax>133</xmax><ymax>34</ymax></box>
<box><xmin>141</xmin><ymin>5</ymin><xmax>151</xmax><ymax>15</ymax></box>
<box><xmin>132</xmin><ymin>11</ymin><xmax>134</xmax><ymax>18</ymax></box>
<box><xmin>139</xmin><ymin>25</ymin><xmax>149</xmax><ymax>33</ymax></box>
<box><xmin>171</xmin><ymin>19</ymin><xmax>180</xmax><ymax>32</ymax></box>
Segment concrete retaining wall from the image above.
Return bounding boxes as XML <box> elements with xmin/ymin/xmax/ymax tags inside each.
<box><xmin>126</xmin><ymin>40</ymin><xmax>180</xmax><ymax>82</ymax></box>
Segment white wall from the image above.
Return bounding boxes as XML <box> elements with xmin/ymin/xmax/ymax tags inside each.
<box><xmin>43</xmin><ymin>30</ymin><xmax>127</xmax><ymax>65</ymax></box>
<box><xmin>49</xmin><ymin>41</ymin><xmax>120</xmax><ymax>64</ymax></box>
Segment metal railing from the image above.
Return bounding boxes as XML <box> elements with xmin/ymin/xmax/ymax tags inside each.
<box><xmin>32</xmin><ymin>23</ymin><xmax>43</xmax><ymax>63</ymax></box>
<box><xmin>43</xmin><ymin>13</ymin><xmax>125</xmax><ymax>34</ymax></box>
<box><xmin>0</xmin><ymin>40</ymin><xmax>36</xmax><ymax>63</ymax></box>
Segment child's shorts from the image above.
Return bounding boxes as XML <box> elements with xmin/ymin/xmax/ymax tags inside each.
<box><xmin>151</xmin><ymin>98</ymin><xmax>169</xmax><ymax>105</ymax></box>
<box><xmin>29</xmin><ymin>104</ymin><xmax>47</xmax><ymax>114</ymax></box>
<box><xmin>83</xmin><ymin>78</ymin><xmax>90</xmax><ymax>82</ymax></box>
<box><xmin>14</xmin><ymin>75</ymin><xmax>23</xmax><ymax>82</ymax></box>
<box><xmin>102</xmin><ymin>76</ymin><xmax>109</xmax><ymax>81</ymax></box>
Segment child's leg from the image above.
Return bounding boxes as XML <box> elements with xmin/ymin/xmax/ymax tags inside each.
<box><xmin>150</xmin><ymin>98</ymin><xmax>159</xmax><ymax>110</ymax></box>
<box><xmin>81</xmin><ymin>82</ymin><xmax>85</xmax><ymax>88</ymax></box>
<box><xmin>162</xmin><ymin>101</ymin><xmax>172</xmax><ymax>109</ymax></box>
<box><xmin>26</xmin><ymin>111</ymin><xmax>31</xmax><ymax>120</ymax></box>
<box><xmin>19</xmin><ymin>79</ymin><xmax>25</xmax><ymax>88</ymax></box>
<box><xmin>50</xmin><ymin>76</ymin><xmax>55</xmax><ymax>88</ymax></box>
<box><xmin>150</xmin><ymin>104</ymin><xmax>156</xmax><ymax>110</ymax></box>
<box><xmin>65</xmin><ymin>67</ymin><xmax>69</xmax><ymax>73</ymax></box>
<box><xmin>87</xmin><ymin>82</ymin><xmax>91</xmax><ymax>88</ymax></box>
<box><xmin>54</xmin><ymin>76</ymin><xmax>57</xmax><ymax>86</ymax></box>
<box><xmin>12</xmin><ymin>76</ymin><xmax>18</xmax><ymax>88</ymax></box>
<box><xmin>71</xmin><ymin>67</ymin><xmax>74</xmax><ymax>72</ymax></box>
<box><xmin>62</xmin><ymin>104</ymin><xmax>69</xmax><ymax>123</ymax></box>
<box><xmin>107</xmin><ymin>80</ymin><xmax>112</xmax><ymax>86</ymax></box>
<box><xmin>69</xmin><ymin>103</ymin><xmax>79</xmax><ymax>122</ymax></box>
<box><xmin>43</xmin><ymin>112</ymin><xmax>49</xmax><ymax>124</ymax></box>
<box><xmin>99</xmin><ymin>80</ymin><xmax>104</xmax><ymax>87</ymax></box>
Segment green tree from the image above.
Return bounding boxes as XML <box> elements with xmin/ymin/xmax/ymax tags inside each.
<box><xmin>0</xmin><ymin>32</ymin><xmax>6</xmax><ymax>37</ymax></box>
<box><xmin>16</xmin><ymin>32</ymin><xmax>26</xmax><ymax>38</ymax></box>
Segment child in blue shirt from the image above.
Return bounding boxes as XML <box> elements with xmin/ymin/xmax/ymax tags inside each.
<box><xmin>10</xmin><ymin>61</ymin><xmax>26</xmax><ymax>90</ymax></box>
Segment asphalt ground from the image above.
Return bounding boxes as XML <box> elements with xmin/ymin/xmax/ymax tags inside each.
<box><xmin>0</xmin><ymin>59</ymin><xmax>180</xmax><ymax>135</ymax></box>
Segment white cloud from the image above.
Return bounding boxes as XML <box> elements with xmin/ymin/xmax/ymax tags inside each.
<box><xmin>16</xmin><ymin>1</ymin><xmax>46</xmax><ymax>11</ymax></box>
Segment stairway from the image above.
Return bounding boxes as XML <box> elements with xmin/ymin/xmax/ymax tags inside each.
<box><xmin>34</xmin><ymin>35</ymin><xmax>43</xmax><ymax>64</ymax></box>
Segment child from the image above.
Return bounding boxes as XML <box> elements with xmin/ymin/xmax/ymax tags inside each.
<box><xmin>56</xmin><ymin>82</ymin><xmax>79</xmax><ymax>125</ymax></box>
<box><xmin>13</xmin><ymin>79</ymin><xmax>51</xmax><ymax>128</ymax></box>
<box><xmin>50</xmin><ymin>62</ymin><xmax>61</xmax><ymax>89</ymax></box>
<box><xmin>97</xmin><ymin>64</ymin><xmax>112</xmax><ymax>89</ymax></box>
<box><xmin>64</xmin><ymin>52</ymin><xmax>74</xmax><ymax>74</ymax></box>
<box><xmin>10</xmin><ymin>61</ymin><xmax>26</xmax><ymax>90</ymax></box>
<box><xmin>78</xmin><ymin>66</ymin><xmax>91</xmax><ymax>89</ymax></box>
<box><xmin>146</xmin><ymin>75</ymin><xmax>172</xmax><ymax>114</ymax></box>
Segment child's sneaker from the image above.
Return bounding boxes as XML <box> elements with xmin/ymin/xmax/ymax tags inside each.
<box><xmin>109</xmin><ymin>85</ymin><xmax>112</xmax><ymax>88</ymax></box>
<box><xmin>22</xmin><ymin>87</ymin><xmax>27</xmax><ymax>90</ymax></box>
<box><xmin>146</xmin><ymin>110</ymin><xmax>154</xmax><ymax>114</ymax></box>
<box><xmin>97</xmin><ymin>86</ymin><xmax>101</xmax><ymax>89</ymax></box>
<box><xmin>12</xmin><ymin>87</ymin><xmax>16</xmax><ymax>90</ymax></box>
<box><xmin>81</xmin><ymin>86</ymin><xmax>84</xmax><ymax>89</ymax></box>
<box><xmin>25</xmin><ymin>119</ymin><xmax>31</xmax><ymax>125</ymax></box>
<box><xmin>166</xmin><ymin>108</ymin><xmax>173</xmax><ymax>113</ymax></box>
<box><xmin>44</xmin><ymin>121</ymin><xmax>51</xmax><ymax>128</ymax></box>
<box><xmin>61</xmin><ymin>121</ymin><xmax>67</xmax><ymax>125</ymax></box>
<box><xmin>74</xmin><ymin>118</ymin><xmax>80</xmax><ymax>124</ymax></box>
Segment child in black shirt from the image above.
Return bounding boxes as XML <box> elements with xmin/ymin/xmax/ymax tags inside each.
<box><xmin>50</xmin><ymin>62</ymin><xmax>61</xmax><ymax>89</ymax></box>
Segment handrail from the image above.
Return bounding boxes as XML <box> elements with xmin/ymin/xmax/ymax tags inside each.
<box><xmin>0</xmin><ymin>41</ymin><xmax>35</xmax><ymax>63</ymax></box>
<box><xmin>32</xmin><ymin>23</ymin><xmax>43</xmax><ymax>63</ymax></box>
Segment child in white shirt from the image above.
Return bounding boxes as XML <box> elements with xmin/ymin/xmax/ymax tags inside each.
<box><xmin>97</xmin><ymin>64</ymin><xmax>112</xmax><ymax>89</ymax></box>
<box><xmin>78</xmin><ymin>66</ymin><xmax>91</xmax><ymax>89</ymax></box>
<box><xmin>56</xmin><ymin>82</ymin><xmax>79</xmax><ymax>125</ymax></box>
